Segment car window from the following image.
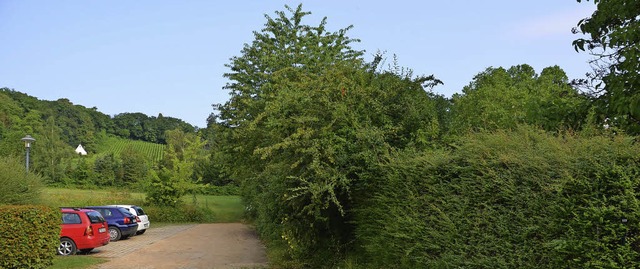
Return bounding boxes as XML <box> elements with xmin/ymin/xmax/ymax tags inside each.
<box><xmin>93</xmin><ymin>208</ymin><xmax>111</xmax><ymax>217</ymax></box>
<box><xmin>86</xmin><ymin>211</ymin><xmax>106</xmax><ymax>223</ymax></box>
<box><xmin>102</xmin><ymin>209</ymin><xmax>113</xmax><ymax>217</ymax></box>
<box><xmin>62</xmin><ymin>213</ymin><xmax>82</xmax><ymax>224</ymax></box>
<box><xmin>125</xmin><ymin>208</ymin><xmax>136</xmax><ymax>215</ymax></box>
<box><xmin>117</xmin><ymin>207</ymin><xmax>132</xmax><ymax>216</ymax></box>
<box><xmin>134</xmin><ymin>207</ymin><xmax>146</xmax><ymax>216</ymax></box>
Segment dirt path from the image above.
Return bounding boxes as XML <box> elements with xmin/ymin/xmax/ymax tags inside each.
<box><xmin>91</xmin><ymin>223</ymin><xmax>268</xmax><ymax>269</ymax></box>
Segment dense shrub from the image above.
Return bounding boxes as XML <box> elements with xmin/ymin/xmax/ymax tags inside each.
<box><xmin>0</xmin><ymin>156</ymin><xmax>43</xmax><ymax>205</ymax></box>
<box><xmin>145</xmin><ymin>169</ymin><xmax>185</xmax><ymax>206</ymax></box>
<box><xmin>144</xmin><ymin>204</ymin><xmax>215</xmax><ymax>223</ymax></box>
<box><xmin>353</xmin><ymin>127</ymin><xmax>640</xmax><ymax>268</ymax></box>
<box><xmin>0</xmin><ymin>205</ymin><xmax>59</xmax><ymax>269</ymax></box>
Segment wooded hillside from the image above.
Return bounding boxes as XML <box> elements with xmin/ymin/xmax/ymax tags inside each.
<box><xmin>0</xmin><ymin>87</ymin><xmax>197</xmax><ymax>186</ymax></box>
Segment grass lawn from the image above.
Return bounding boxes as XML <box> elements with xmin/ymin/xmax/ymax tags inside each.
<box><xmin>41</xmin><ymin>188</ymin><xmax>146</xmax><ymax>207</ymax></box>
<box><xmin>48</xmin><ymin>256</ymin><xmax>107</xmax><ymax>269</ymax></box>
<box><xmin>183</xmin><ymin>194</ymin><xmax>245</xmax><ymax>222</ymax></box>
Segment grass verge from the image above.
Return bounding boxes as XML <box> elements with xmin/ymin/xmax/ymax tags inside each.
<box><xmin>48</xmin><ymin>256</ymin><xmax>106</xmax><ymax>269</ymax></box>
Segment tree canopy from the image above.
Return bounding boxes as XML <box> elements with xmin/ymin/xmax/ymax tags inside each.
<box><xmin>451</xmin><ymin>64</ymin><xmax>590</xmax><ymax>133</ymax></box>
<box><xmin>574</xmin><ymin>0</ymin><xmax>640</xmax><ymax>133</ymax></box>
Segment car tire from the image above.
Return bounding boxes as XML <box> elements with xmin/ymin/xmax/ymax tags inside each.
<box><xmin>109</xmin><ymin>227</ymin><xmax>122</xmax><ymax>241</ymax></box>
<box><xmin>136</xmin><ymin>229</ymin><xmax>146</xmax><ymax>235</ymax></box>
<box><xmin>58</xmin><ymin>238</ymin><xmax>77</xmax><ymax>256</ymax></box>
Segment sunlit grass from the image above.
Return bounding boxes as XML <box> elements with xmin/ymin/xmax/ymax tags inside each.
<box><xmin>47</xmin><ymin>255</ymin><xmax>106</xmax><ymax>269</ymax></box>
<box><xmin>185</xmin><ymin>194</ymin><xmax>244</xmax><ymax>222</ymax></box>
<box><xmin>41</xmin><ymin>188</ymin><xmax>144</xmax><ymax>208</ymax></box>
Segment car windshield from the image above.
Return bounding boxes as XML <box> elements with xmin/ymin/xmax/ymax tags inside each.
<box><xmin>86</xmin><ymin>211</ymin><xmax>105</xmax><ymax>223</ymax></box>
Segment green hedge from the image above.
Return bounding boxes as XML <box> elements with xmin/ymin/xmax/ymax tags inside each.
<box><xmin>354</xmin><ymin>127</ymin><xmax>640</xmax><ymax>268</ymax></box>
<box><xmin>0</xmin><ymin>205</ymin><xmax>60</xmax><ymax>269</ymax></box>
<box><xmin>144</xmin><ymin>204</ymin><xmax>215</xmax><ymax>223</ymax></box>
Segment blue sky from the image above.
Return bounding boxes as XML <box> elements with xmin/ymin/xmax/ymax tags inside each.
<box><xmin>0</xmin><ymin>1</ymin><xmax>596</xmax><ymax>127</ymax></box>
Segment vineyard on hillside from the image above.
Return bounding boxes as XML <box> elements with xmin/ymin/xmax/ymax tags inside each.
<box><xmin>96</xmin><ymin>136</ymin><xmax>165</xmax><ymax>162</ymax></box>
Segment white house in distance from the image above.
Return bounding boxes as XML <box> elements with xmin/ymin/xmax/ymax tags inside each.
<box><xmin>75</xmin><ymin>144</ymin><xmax>87</xmax><ymax>155</ymax></box>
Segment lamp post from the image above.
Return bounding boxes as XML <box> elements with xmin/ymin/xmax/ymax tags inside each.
<box><xmin>21</xmin><ymin>135</ymin><xmax>35</xmax><ymax>174</ymax></box>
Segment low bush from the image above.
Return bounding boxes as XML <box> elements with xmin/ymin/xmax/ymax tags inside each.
<box><xmin>0</xmin><ymin>156</ymin><xmax>43</xmax><ymax>205</ymax></box>
<box><xmin>0</xmin><ymin>205</ymin><xmax>59</xmax><ymax>269</ymax></box>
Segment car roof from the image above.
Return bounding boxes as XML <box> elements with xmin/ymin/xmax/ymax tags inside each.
<box><xmin>84</xmin><ymin>205</ymin><xmax>121</xmax><ymax>209</ymax></box>
<box><xmin>60</xmin><ymin>207</ymin><xmax>96</xmax><ymax>212</ymax></box>
<box><xmin>109</xmin><ymin>205</ymin><xmax>139</xmax><ymax>208</ymax></box>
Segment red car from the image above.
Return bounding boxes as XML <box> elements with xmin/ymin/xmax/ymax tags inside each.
<box><xmin>58</xmin><ymin>208</ymin><xmax>110</xmax><ymax>255</ymax></box>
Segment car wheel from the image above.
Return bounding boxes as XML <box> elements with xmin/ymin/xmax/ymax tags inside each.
<box><xmin>109</xmin><ymin>227</ymin><xmax>122</xmax><ymax>241</ymax></box>
<box><xmin>78</xmin><ymin>248</ymin><xmax>94</xmax><ymax>254</ymax></box>
<box><xmin>58</xmin><ymin>238</ymin><xmax>77</xmax><ymax>256</ymax></box>
<box><xmin>136</xmin><ymin>229</ymin><xmax>146</xmax><ymax>235</ymax></box>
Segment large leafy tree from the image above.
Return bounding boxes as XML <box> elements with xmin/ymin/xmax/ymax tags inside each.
<box><xmin>244</xmin><ymin>63</ymin><xmax>442</xmax><ymax>262</ymax></box>
<box><xmin>450</xmin><ymin>64</ymin><xmax>589</xmax><ymax>133</ymax></box>
<box><xmin>573</xmin><ymin>0</ymin><xmax>640</xmax><ymax>133</ymax></box>
<box><xmin>212</xmin><ymin>3</ymin><xmax>365</xmax><ymax>204</ymax></box>
<box><xmin>211</xmin><ymin>4</ymin><xmax>444</xmax><ymax>266</ymax></box>
<box><xmin>215</xmin><ymin>4</ymin><xmax>363</xmax><ymax>128</ymax></box>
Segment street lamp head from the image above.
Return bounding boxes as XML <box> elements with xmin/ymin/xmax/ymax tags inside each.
<box><xmin>21</xmin><ymin>135</ymin><xmax>36</xmax><ymax>148</ymax></box>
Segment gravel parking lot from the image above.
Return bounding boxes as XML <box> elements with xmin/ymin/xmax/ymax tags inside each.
<box><xmin>89</xmin><ymin>223</ymin><xmax>268</xmax><ymax>269</ymax></box>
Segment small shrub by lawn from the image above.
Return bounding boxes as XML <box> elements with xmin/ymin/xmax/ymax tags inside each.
<box><xmin>0</xmin><ymin>156</ymin><xmax>43</xmax><ymax>205</ymax></box>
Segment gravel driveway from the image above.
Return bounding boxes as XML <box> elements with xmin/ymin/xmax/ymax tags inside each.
<box><xmin>89</xmin><ymin>223</ymin><xmax>268</xmax><ymax>269</ymax></box>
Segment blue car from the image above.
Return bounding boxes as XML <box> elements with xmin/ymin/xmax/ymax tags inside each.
<box><xmin>84</xmin><ymin>206</ymin><xmax>138</xmax><ymax>241</ymax></box>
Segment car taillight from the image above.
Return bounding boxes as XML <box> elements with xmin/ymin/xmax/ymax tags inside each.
<box><xmin>124</xmin><ymin>217</ymin><xmax>130</xmax><ymax>224</ymax></box>
<box><xmin>84</xmin><ymin>226</ymin><xmax>94</xmax><ymax>236</ymax></box>
<box><xmin>136</xmin><ymin>216</ymin><xmax>141</xmax><ymax>223</ymax></box>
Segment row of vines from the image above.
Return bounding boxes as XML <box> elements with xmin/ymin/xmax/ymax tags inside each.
<box><xmin>96</xmin><ymin>136</ymin><xmax>165</xmax><ymax>162</ymax></box>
